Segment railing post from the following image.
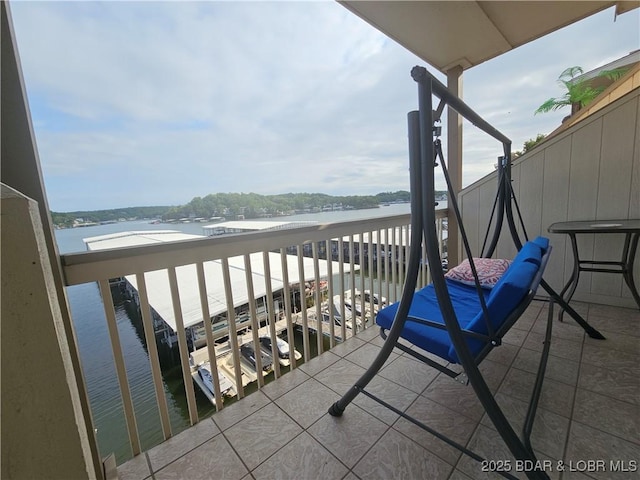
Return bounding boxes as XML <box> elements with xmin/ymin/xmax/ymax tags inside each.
<box><xmin>446</xmin><ymin>65</ymin><xmax>463</xmax><ymax>268</ymax></box>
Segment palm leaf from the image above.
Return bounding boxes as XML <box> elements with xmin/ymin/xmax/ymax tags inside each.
<box><xmin>598</xmin><ymin>67</ymin><xmax>629</xmax><ymax>82</ymax></box>
<box><xmin>535</xmin><ymin>97</ymin><xmax>570</xmax><ymax>114</ymax></box>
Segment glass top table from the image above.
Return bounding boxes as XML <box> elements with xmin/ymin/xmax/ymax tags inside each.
<box><xmin>548</xmin><ymin>219</ymin><xmax>640</xmax><ymax>317</ymax></box>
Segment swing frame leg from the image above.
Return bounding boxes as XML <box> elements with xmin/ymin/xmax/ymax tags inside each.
<box><xmin>330</xmin><ymin>109</ymin><xmax>426</xmax><ymax>417</ymax></box>
<box><xmin>327</xmin><ymin>326</ymin><xmax>397</xmax><ymax>416</ymax></box>
<box><xmin>540</xmin><ymin>279</ymin><xmax>605</xmax><ymax>339</ymax></box>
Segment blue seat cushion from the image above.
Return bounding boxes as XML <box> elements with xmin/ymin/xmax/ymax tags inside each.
<box><xmin>454</xmin><ymin>259</ymin><xmax>539</xmax><ymax>362</ymax></box>
<box><xmin>532</xmin><ymin>236</ymin><xmax>549</xmax><ymax>251</ymax></box>
<box><xmin>376</xmin><ymin>279</ymin><xmax>490</xmax><ymax>362</ymax></box>
<box><xmin>376</xmin><ymin>237</ymin><xmax>549</xmax><ymax>364</ymax></box>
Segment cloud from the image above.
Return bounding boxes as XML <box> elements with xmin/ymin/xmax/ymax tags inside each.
<box><xmin>9</xmin><ymin>2</ymin><xmax>639</xmax><ymax>211</ymax></box>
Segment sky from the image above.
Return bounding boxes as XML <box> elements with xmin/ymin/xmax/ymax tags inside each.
<box><xmin>8</xmin><ymin>1</ymin><xmax>640</xmax><ymax>212</ymax></box>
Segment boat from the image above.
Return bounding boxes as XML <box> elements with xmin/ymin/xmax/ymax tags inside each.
<box><xmin>240</xmin><ymin>341</ymin><xmax>274</xmax><ymax>372</ymax></box>
<box><xmin>322</xmin><ymin>289</ymin><xmax>387</xmax><ymax>330</ymax></box>
<box><xmin>213</xmin><ymin>340</ymin><xmax>275</xmax><ymax>391</ymax></box>
<box><xmin>348</xmin><ymin>289</ymin><xmax>387</xmax><ymax>312</ymax></box>
<box><xmin>321</xmin><ymin>295</ymin><xmax>362</xmax><ymax>330</ymax></box>
<box><xmin>259</xmin><ymin>336</ymin><xmax>302</xmax><ymax>367</ymax></box>
<box><xmin>193</xmin><ymin>361</ymin><xmax>235</xmax><ymax>404</ymax></box>
<box><xmin>344</xmin><ymin>289</ymin><xmax>387</xmax><ymax>316</ymax></box>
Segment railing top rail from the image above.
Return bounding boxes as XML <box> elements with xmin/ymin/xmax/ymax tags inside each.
<box><xmin>61</xmin><ymin>212</ymin><xmax>447</xmax><ymax>286</ymax></box>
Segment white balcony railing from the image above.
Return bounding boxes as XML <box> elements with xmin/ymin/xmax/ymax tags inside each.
<box><xmin>60</xmin><ymin>211</ymin><xmax>448</xmax><ymax>461</ymax></box>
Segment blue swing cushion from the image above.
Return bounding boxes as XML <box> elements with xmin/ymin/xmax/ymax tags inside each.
<box><xmin>376</xmin><ymin>236</ymin><xmax>549</xmax><ymax>364</ymax></box>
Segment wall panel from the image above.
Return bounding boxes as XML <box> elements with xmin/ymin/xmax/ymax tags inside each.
<box><xmin>630</xmin><ymin>97</ymin><xmax>640</xmax><ymax>301</ymax></box>
<box><xmin>459</xmin><ymin>88</ymin><xmax>639</xmax><ymax>308</ymax></box>
<box><xmin>592</xmin><ymin>99</ymin><xmax>637</xmax><ymax>296</ymax></box>
<box><xmin>459</xmin><ymin>186</ymin><xmax>480</xmax><ymax>259</ymax></box>
<box><xmin>518</xmin><ymin>150</ymin><xmax>545</xmax><ymax>239</ymax></box>
<box><xmin>541</xmin><ymin>137</ymin><xmax>572</xmax><ymax>289</ymax></box>
<box><xmin>565</xmin><ymin>119</ymin><xmax>602</xmax><ymax>296</ymax></box>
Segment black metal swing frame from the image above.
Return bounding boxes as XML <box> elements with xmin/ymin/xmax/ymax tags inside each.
<box><xmin>328</xmin><ymin>66</ymin><xmax>605</xmax><ymax>480</ymax></box>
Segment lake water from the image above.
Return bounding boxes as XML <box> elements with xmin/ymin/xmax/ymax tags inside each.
<box><xmin>56</xmin><ymin>203</ymin><xmax>423</xmax><ymax>463</ymax></box>
<box><xmin>57</xmin><ymin>203</ymin><xmax>414</xmax><ymax>255</ymax></box>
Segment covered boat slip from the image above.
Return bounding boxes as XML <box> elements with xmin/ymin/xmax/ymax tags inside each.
<box><xmin>84</xmin><ymin>230</ymin><xmax>351</xmax><ymax>407</ymax></box>
<box><xmin>83</xmin><ymin>230</ymin><xmax>354</xmax><ymax>334</ymax></box>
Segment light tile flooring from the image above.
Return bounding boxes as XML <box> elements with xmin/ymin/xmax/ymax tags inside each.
<box><xmin>118</xmin><ymin>301</ymin><xmax>639</xmax><ymax>480</ymax></box>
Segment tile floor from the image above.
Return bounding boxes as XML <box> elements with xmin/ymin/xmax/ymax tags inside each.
<box><xmin>118</xmin><ymin>301</ymin><xmax>639</xmax><ymax>480</ymax></box>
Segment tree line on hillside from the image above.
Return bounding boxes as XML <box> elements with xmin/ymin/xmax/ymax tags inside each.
<box><xmin>51</xmin><ymin>206</ymin><xmax>170</xmax><ymax>228</ymax></box>
<box><xmin>51</xmin><ymin>190</ymin><xmax>447</xmax><ymax>228</ymax></box>
<box><xmin>163</xmin><ymin>191</ymin><xmax>414</xmax><ymax>220</ymax></box>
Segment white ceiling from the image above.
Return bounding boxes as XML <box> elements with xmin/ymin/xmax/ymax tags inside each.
<box><xmin>339</xmin><ymin>1</ymin><xmax>637</xmax><ymax>72</ymax></box>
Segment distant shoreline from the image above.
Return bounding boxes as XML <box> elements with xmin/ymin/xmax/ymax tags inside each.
<box><xmin>50</xmin><ymin>191</ymin><xmax>448</xmax><ymax>229</ymax></box>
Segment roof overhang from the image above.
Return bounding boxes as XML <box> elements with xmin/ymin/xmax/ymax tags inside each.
<box><xmin>339</xmin><ymin>1</ymin><xmax>637</xmax><ymax>73</ymax></box>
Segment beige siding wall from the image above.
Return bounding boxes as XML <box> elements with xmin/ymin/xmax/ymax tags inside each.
<box><xmin>459</xmin><ymin>88</ymin><xmax>640</xmax><ymax>308</ymax></box>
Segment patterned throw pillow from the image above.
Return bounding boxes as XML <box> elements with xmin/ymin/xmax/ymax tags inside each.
<box><xmin>444</xmin><ymin>258</ymin><xmax>512</xmax><ymax>289</ymax></box>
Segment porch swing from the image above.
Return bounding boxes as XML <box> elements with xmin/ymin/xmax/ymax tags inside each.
<box><xmin>328</xmin><ymin>66</ymin><xmax>605</xmax><ymax>480</ymax></box>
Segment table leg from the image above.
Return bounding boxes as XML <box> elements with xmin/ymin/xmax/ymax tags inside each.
<box><xmin>558</xmin><ymin>233</ymin><xmax>580</xmax><ymax>321</ymax></box>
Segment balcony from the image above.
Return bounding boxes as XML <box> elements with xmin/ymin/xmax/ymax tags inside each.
<box><xmin>59</xmin><ymin>211</ymin><xmax>445</xmax><ymax>459</ymax></box>
<box><xmin>3</xmin><ymin>2</ymin><xmax>639</xmax><ymax>479</ymax></box>
<box><xmin>5</xmin><ymin>95</ymin><xmax>639</xmax><ymax>480</ymax></box>
<box><xmin>51</xmin><ymin>208</ymin><xmax>638</xmax><ymax>480</ymax></box>
<box><xmin>115</xmin><ymin>299</ymin><xmax>639</xmax><ymax>480</ymax></box>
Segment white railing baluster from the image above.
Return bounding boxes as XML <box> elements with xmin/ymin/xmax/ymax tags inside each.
<box><xmin>376</xmin><ymin>229</ymin><xmax>383</xmax><ymax>307</ymax></box>
<box><xmin>421</xmin><ymin>233</ymin><xmax>428</xmax><ymax>288</ymax></box>
<box><xmin>195</xmin><ymin>262</ymin><xmax>225</xmax><ymax>411</ymax></box>
<box><xmin>384</xmin><ymin>228</ymin><xmax>391</xmax><ymax>303</ymax></box>
<box><xmin>324</xmin><ymin>239</ymin><xmax>336</xmax><ymax>348</ymax></box>
<box><xmin>241</xmin><ymin>254</ymin><xmax>264</xmax><ymax>383</ymax></box>
<box><xmin>337</xmin><ymin>237</ymin><xmax>347</xmax><ymax>341</ymax></box>
<box><xmin>296</xmin><ymin>245</ymin><xmax>310</xmax><ymax>361</ymax></box>
<box><xmin>348</xmin><ymin>235</ymin><xmax>356</xmax><ymax>334</ymax></box>
<box><xmin>312</xmin><ymin>242</ymin><xmax>324</xmax><ymax>354</ymax></box>
<box><xmin>367</xmin><ymin>232</ymin><xmax>374</xmax><ymax>329</ymax></box>
<box><xmin>437</xmin><ymin>215</ymin><xmax>446</xmax><ymax>268</ymax></box>
<box><xmin>135</xmin><ymin>273</ymin><xmax>173</xmax><ymax>437</ymax></box>
<box><xmin>358</xmin><ymin>235</ymin><xmax>366</xmax><ymax>331</ymax></box>
<box><xmin>391</xmin><ymin>227</ymin><xmax>398</xmax><ymax>303</ymax></box>
<box><xmin>167</xmin><ymin>268</ymin><xmax>199</xmax><ymax>426</ymax></box>
<box><xmin>279</xmin><ymin>249</ymin><xmax>297</xmax><ymax>369</ymax></box>
<box><xmin>262</xmin><ymin>252</ymin><xmax>281</xmax><ymax>379</ymax></box>
<box><xmin>98</xmin><ymin>280</ymin><xmax>141</xmax><ymax>456</ymax></box>
<box><xmin>221</xmin><ymin>258</ymin><xmax>244</xmax><ymax>399</ymax></box>
<box><xmin>398</xmin><ymin>225</ymin><xmax>406</xmax><ymax>301</ymax></box>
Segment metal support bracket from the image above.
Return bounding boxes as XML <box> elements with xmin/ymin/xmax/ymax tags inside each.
<box><xmin>455</xmin><ymin>372</ymin><xmax>469</xmax><ymax>385</ymax></box>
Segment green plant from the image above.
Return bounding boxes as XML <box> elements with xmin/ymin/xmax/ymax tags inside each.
<box><xmin>535</xmin><ymin>66</ymin><xmax>629</xmax><ymax>115</ymax></box>
<box><xmin>512</xmin><ymin>134</ymin><xmax>547</xmax><ymax>158</ymax></box>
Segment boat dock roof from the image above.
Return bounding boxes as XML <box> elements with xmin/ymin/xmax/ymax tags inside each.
<box><xmin>83</xmin><ymin>230</ymin><xmax>204</xmax><ymax>248</ymax></box>
<box><xmin>203</xmin><ymin>220</ymin><xmax>318</xmax><ymax>236</ymax></box>
<box><xmin>83</xmin><ymin>230</ymin><xmax>351</xmax><ymax>332</ymax></box>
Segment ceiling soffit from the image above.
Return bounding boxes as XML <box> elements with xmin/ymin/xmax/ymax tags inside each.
<box><xmin>339</xmin><ymin>1</ymin><xmax>623</xmax><ymax>72</ymax></box>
